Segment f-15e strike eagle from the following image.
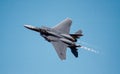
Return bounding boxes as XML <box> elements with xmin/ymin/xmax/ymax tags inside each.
<box><xmin>24</xmin><ymin>18</ymin><xmax>83</xmax><ymax>60</ymax></box>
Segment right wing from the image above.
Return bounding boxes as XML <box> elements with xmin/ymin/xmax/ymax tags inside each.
<box><xmin>51</xmin><ymin>41</ymin><xmax>67</xmax><ymax>60</ymax></box>
<box><xmin>52</xmin><ymin>18</ymin><xmax>72</xmax><ymax>34</ymax></box>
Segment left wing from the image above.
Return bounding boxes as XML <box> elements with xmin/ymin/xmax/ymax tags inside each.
<box><xmin>51</xmin><ymin>41</ymin><xmax>67</xmax><ymax>60</ymax></box>
<box><xmin>52</xmin><ymin>18</ymin><xmax>72</xmax><ymax>34</ymax></box>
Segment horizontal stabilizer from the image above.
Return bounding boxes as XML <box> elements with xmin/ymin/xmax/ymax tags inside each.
<box><xmin>70</xmin><ymin>47</ymin><xmax>78</xmax><ymax>57</ymax></box>
<box><xmin>70</xmin><ymin>30</ymin><xmax>83</xmax><ymax>42</ymax></box>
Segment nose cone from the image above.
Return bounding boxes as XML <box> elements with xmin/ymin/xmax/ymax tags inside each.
<box><xmin>24</xmin><ymin>25</ymin><xmax>36</xmax><ymax>29</ymax></box>
<box><xmin>24</xmin><ymin>24</ymin><xmax>40</xmax><ymax>32</ymax></box>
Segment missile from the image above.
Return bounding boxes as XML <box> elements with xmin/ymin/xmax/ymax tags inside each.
<box><xmin>47</xmin><ymin>31</ymin><xmax>61</xmax><ymax>38</ymax></box>
<box><xmin>61</xmin><ymin>34</ymin><xmax>75</xmax><ymax>41</ymax></box>
<box><xmin>60</xmin><ymin>38</ymin><xmax>75</xmax><ymax>46</ymax></box>
<box><xmin>60</xmin><ymin>38</ymin><xmax>81</xmax><ymax>47</ymax></box>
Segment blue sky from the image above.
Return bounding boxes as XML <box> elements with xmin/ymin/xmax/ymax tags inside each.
<box><xmin>0</xmin><ymin>0</ymin><xmax>120</xmax><ymax>74</ymax></box>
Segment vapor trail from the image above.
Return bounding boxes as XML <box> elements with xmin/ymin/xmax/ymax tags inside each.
<box><xmin>80</xmin><ymin>46</ymin><xmax>99</xmax><ymax>54</ymax></box>
<box><xmin>77</xmin><ymin>40</ymin><xmax>99</xmax><ymax>54</ymax></box>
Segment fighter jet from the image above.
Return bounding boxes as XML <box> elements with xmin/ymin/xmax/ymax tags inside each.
<box><xmin>24</xmin><ymin>18</ymin><xmax>83</xmax><ymax>60</ymax></box>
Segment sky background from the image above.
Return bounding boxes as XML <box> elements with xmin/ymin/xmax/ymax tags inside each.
<box><xmin>0</xmin><ymin>0</ymin><xmax>120</xmax><ymax>74</ymax></box>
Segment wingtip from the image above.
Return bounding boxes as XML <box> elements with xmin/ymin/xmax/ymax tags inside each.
<box><xmin>66</xmin><ymin>17</ymin><xmax>72</xmax><ymax>20</ymax></box>
<box><xmin>64</xmin><ymin>17</ymin><xmax>72</xmax><ymax>23</ymax></box>
<box><xmin>60</xmin><ymin>58</ymin><xmax>66</xmax><ymax>61</ymax></box>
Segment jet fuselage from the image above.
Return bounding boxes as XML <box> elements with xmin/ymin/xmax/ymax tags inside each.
<box><xmin>24</xmin><ymin>18</ymin><xmax>83</xmax><ymax>60</ymax></box>
<box><xmin>24</xmin><ymin>25</ymin><xmax>75</xmax><ymax>42</ymax></box>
